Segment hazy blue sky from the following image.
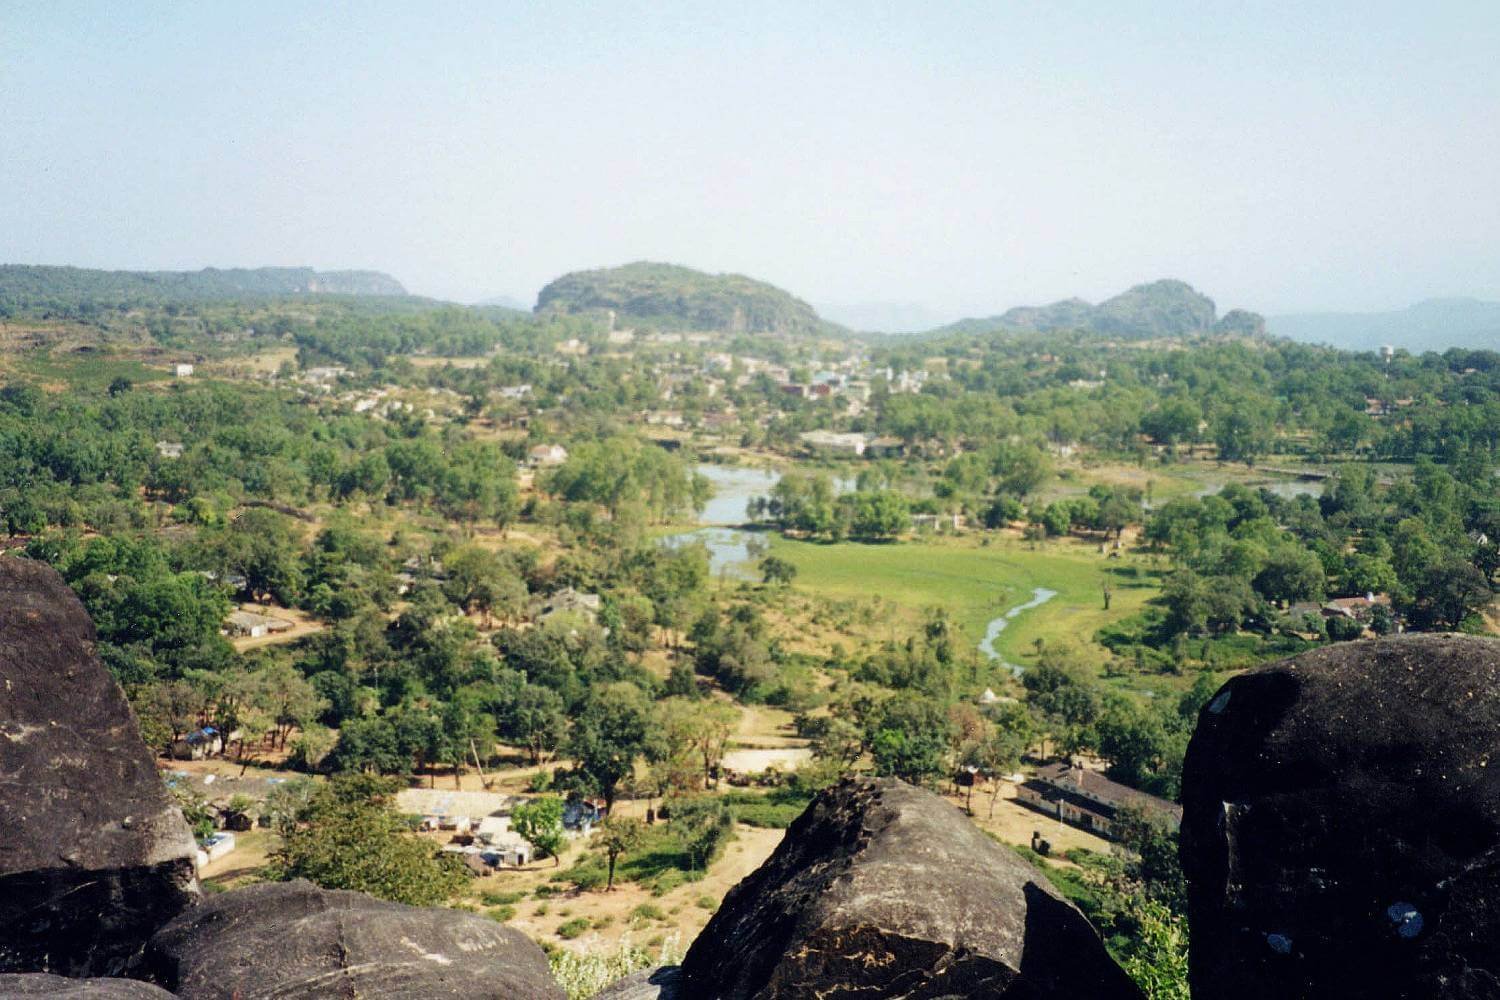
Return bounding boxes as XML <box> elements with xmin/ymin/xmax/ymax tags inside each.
<box><xmin>2</xmin><ymin>2</ymin><xmax>1497</xmax><ymax>323</ymax></box>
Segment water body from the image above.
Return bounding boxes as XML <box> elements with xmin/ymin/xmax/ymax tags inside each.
<box><xmin>977</xmin><ymin>587</ymin><xmax>1059</xmax><ymax>675</ymax></box>
<box><xmin>1191</xmin><ymin>478</ymin><xmax>1321</xmax><ymax>502</ymax></box>
<box><xmin>696</xmin><ymin>464</ymin><xmax>784</xmax><ymax>525</ymax></box>
<box><xmin>1140</xmin><ymin>476</ymin><xmax>1320</xmax><ymax>511</ymax></box>
<box><xmin>661</xmin><ymin>464</ymin><xmax>852</xmax><ymax>577</ymax></box>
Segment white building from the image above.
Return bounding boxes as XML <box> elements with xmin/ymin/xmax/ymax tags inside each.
<box><xmin>798</xmin><ymin>430</ymin><xmax>868</xmax><ymax>456</ymax></box>
<box><xmin>528</xmin><ymin>444</ymin><xmax>569</xmax><ymax>467</ymax></box>
<box><xmin>223</xmin><ymin>610</ymin><xmax>294</xmax><ymax>639</ymax></box>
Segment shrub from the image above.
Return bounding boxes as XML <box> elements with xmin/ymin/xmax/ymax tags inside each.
<box><xmin>480</xmin><ymin>888</ymin><xmax>526</xmax><ymax>906</ymax></box>
<box><xmin>647</xmin><ymin>869</ymin><xmax>690</xmax><ymax>897</ymax></box>
<box><xmin>630</xmin><ymin>903</ymin><xmax>666</xmax><ymax>922</ymax></box>
<box><xmin>557</xmin><ymin>917</ymin><xmax>591</xmax><ymax>939</ymax></box>
<box><xmin>721</xmin><ymin>788</ymin><xmax>812</xmax><ymax>829</ymax></box>
<box><xmin>548</xmin><ymin>934</ymin><xmax>684</xmax><ymax>1000</ymax></box>
<box><xmin>264</xmin><ymin>776</ymin><xmax>466</xmax><ymax>907</ymax></box>
<box><xmin>488</xmin><ymin>905</ymin><xmax>517</xmax><ymax>922</ymax></box>
<box><xmin>695</xmin><ymin>894</ymin><xmax>717</xmax><ymax>911</ymax></box>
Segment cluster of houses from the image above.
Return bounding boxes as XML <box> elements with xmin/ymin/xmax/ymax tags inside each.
<box><xmin>1282</xmin><ymin>592</ymin><xmax>1398</xmax><ymax>637</ymax></box>
<box><xmin>398</xmin><ymin>789</ymin><xmax>603</xmax><ymax>876</ymax></box>
<box><xmin>1015</xmin><ymin>761</ymin><xmax>1182</xmax><ymax>841</ymax></box>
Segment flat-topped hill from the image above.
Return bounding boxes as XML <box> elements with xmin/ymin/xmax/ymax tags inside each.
<box><xmin>535</xmin><ymin>261</ymin><xmax>835</xmax><ymax>335</ymax></box>
<box><xmin>0</xmin><ymin>265</ymin><xmax>407</xmax><ymax>310</ymax></box>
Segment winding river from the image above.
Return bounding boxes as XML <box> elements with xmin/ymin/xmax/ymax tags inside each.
<box><xmin>977</xmin><ymin>586</ymin><xmax>1058</xmax><ymax>674</ymax></box>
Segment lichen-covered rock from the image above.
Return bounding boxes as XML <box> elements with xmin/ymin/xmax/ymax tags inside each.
<box><xmin>0</xmin><ymin>973</ymin><xmax>176</xmax><ymax>998</ymax></box>
<box><xmin>679</xmin><ymin>776</ymin><xmax>1141</xmax><ymax>998</ymax></box>
<box><xmin>591</xmin><ymin>967</ymin><xmax>683</xmax><ymax>999</ymax></box>
<box><xmin>143</xmin><ymin>880</ymin><xmax>562</xmax><ymax>999</ymax></box>
<box><xmin>1182</xmin><ymin>635</ymin><xmax>1500</xmax><ymax>998</ymax></box>
<box><xmin>0</xmin><ymin>557</ymin><xmax>199</xmax><ymax>977</ymax></box>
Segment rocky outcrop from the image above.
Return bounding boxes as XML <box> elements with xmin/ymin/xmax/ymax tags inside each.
<box><xmin>591</xmin><ymin>967</ymin><xmax>684</xmax><ymax>999</ymax></box>
<box><xmin>1182</xmin><ymin>635</ymin><xmax>1500</xmax><ymax>998</ymax></box>
<box><xmin>678</xmin><ymin>776</ymin><xmax>1141</xmax><ymax>999</ymax></box>
<box><xmin>0</xmin><ymin>974</ymin><xmax>175</xmax><ymax>998</ymax></box>
<box><xmin>143</xmin><ymin>880</ymin><xmax>562</xmax><ymax>999</ymax></box>
<box><xmin>1213</xmin><ymin>308</ymin><xmax>1267</xmax><ymax>338</ymax></box>
<box><xmin>0</xmin><ymin>557</ymin><xmax>199</xmax><ymax>978</ymax></box>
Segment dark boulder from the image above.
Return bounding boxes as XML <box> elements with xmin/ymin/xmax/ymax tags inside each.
<box><xmin>0</xmin><ymin>557</ymin><xmax>199</xmax><ymax>977</ymax></box>
<box><xmin>1182</xmin><ymin>635</ymin><xmax>1500</xmax><ymax>998</ymax></box>
<box><xmin>143</xmin><ymin>879</ymin><xmax>562</xmax><ymax>999</ymax></box>
<box><xmin>592</xmin><ymin>967</ymin><xmax>684</xmax><ymax>999</ymax></box>
<box><xmin>678</xmin><ymin>776</ymin><xmax>1141</xmax><ymax>998</ymax></box>
<box><xmin>0</xmin><ymin>974</ymin><xmax>175</xmax><ymax>998</ymax></box>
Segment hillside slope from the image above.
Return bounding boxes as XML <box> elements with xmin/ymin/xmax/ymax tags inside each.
<box><xmin>535</xmin><ymin>261</ymin><xmax>835</xmax><ymax>335</ymax></box>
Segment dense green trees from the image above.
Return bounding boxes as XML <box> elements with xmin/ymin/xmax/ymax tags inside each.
<box><xmin>545</xmin><ymin>438</ymin><xmax>708</xmax><ymax>522</ymax></box>
<box><xmin>511</xmin><ymin>796</ymin><xmax>566</xmax><ymax>865</ymax></box>
<box><xmin>266</xmin><ymin>775</ymin><xmax>466</xmax><ymax>906</ymax></box>
<box><xmin>567</xmin><ymin>683</ymin><xmax>653</xmax><ymax>814</ymax></box>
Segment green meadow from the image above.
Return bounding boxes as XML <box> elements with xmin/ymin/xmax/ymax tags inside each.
<box><xmin>768</xmin><ymin>532</ymin><xmax>1163</xmax><ymax>681</ymax></box>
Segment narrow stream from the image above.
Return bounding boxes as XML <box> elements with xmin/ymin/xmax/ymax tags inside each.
<box><xmin>977</xmin><ymin>587</ymin><xmax>1058</xmax><ymax>675</ymax></box>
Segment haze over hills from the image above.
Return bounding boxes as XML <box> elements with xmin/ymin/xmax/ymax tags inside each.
<box><xmin>814</xmin><ymin>301</ymin><xmax>957</xmax><ymax>335</ymax></box>
<box><xmin>473</xmin><ymin>294</ymin><xmax>532</xmax><ymax>312</ymax></box>
<box><xmin>1268</xmin><ymin>298</ymin><xmax>1500</xmax><ymax>353</ymax></box>
<box><xmin>927</xmin><ymin>279</ymin><xmax>1266</xmax><ymax>341</ymax></box>
<box><xmin>5</xmin><ymin>261</ymin><xmax>1498</xmax><ymax>356</ymax></box>
<box><xmin>534</xmin><ymin>261</ymin><xmax>839</xmax><ymax>336</ymax></box>
<box><xmin>0</xmin><ymin>265</ymin><xmax>406</xmax><ymax>310</ymax></box>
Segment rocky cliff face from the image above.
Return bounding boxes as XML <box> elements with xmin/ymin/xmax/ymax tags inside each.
<box><xmin>677</xmin><ymin>776</ymin><xmax>1142</xmax><ymax>999</ymax></box>
<box><xmin>1182</xmin><ymin>635</ymin><xmax>1500</xmax><ymax>998</ymax></box>
<box><xmin>0</xmin><ymin>557</ymin><xmax>199</xmax><ymax>978</ymax></box>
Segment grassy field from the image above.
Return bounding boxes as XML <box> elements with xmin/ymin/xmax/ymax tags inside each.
<box><xmin>767</xmin><ymin>531</ymin><xmax>1163</xmax><ymax>684</ymax></box>
<box><xmin>16</xmin><ymin>352</ymin><xmax>170</xmax><ymax>391</ymax></box>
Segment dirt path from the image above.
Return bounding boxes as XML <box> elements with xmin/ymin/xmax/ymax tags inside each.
<box><xmin>481</xmin><ymin>819</ymin><xmax>786</xmax><ymax>955</ymax></box>
<box><xmin>228</xmin><ymin>604</ymin><xmax>324</xmax><ymax>652</ymax></box>
<box><xmin>942</xmin><ymin>783</ymin><xmax>1113</xmax><ymax>859</ymax></box>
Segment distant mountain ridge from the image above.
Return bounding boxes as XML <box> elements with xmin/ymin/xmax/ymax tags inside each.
<box><xmin>0</xmin><ymin>264</ymin><xmax>407</xmax><ymax>308</ymax></box>
<box><xmin>1269</xmin><ymin>298</ymin><xmax>1500</xmax><ymax>352</ymax></box>
<box><xmin>933</xmin><ymin>279</ymin><xmax>1264</xmax><ymax>340</ymax></box>
<box><xmin>535</xmin><ymin>261</ymin><xmax>837</xmax><ymax>335</ymax></box>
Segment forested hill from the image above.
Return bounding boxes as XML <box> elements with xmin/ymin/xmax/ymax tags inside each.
<box><xmin>932</xmin><ymin>279</ymin><xmax>1266</xmax><ymax>340</ymax></box>
<box><xmin>535</xmin><ymin>261</ymin><xmax>837</xmax><ymax>335</ymax></box>
<box><xmin>0</xmin><ymin>265</ymin><xmax>407</xmax><ymax>313</ymax></box>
